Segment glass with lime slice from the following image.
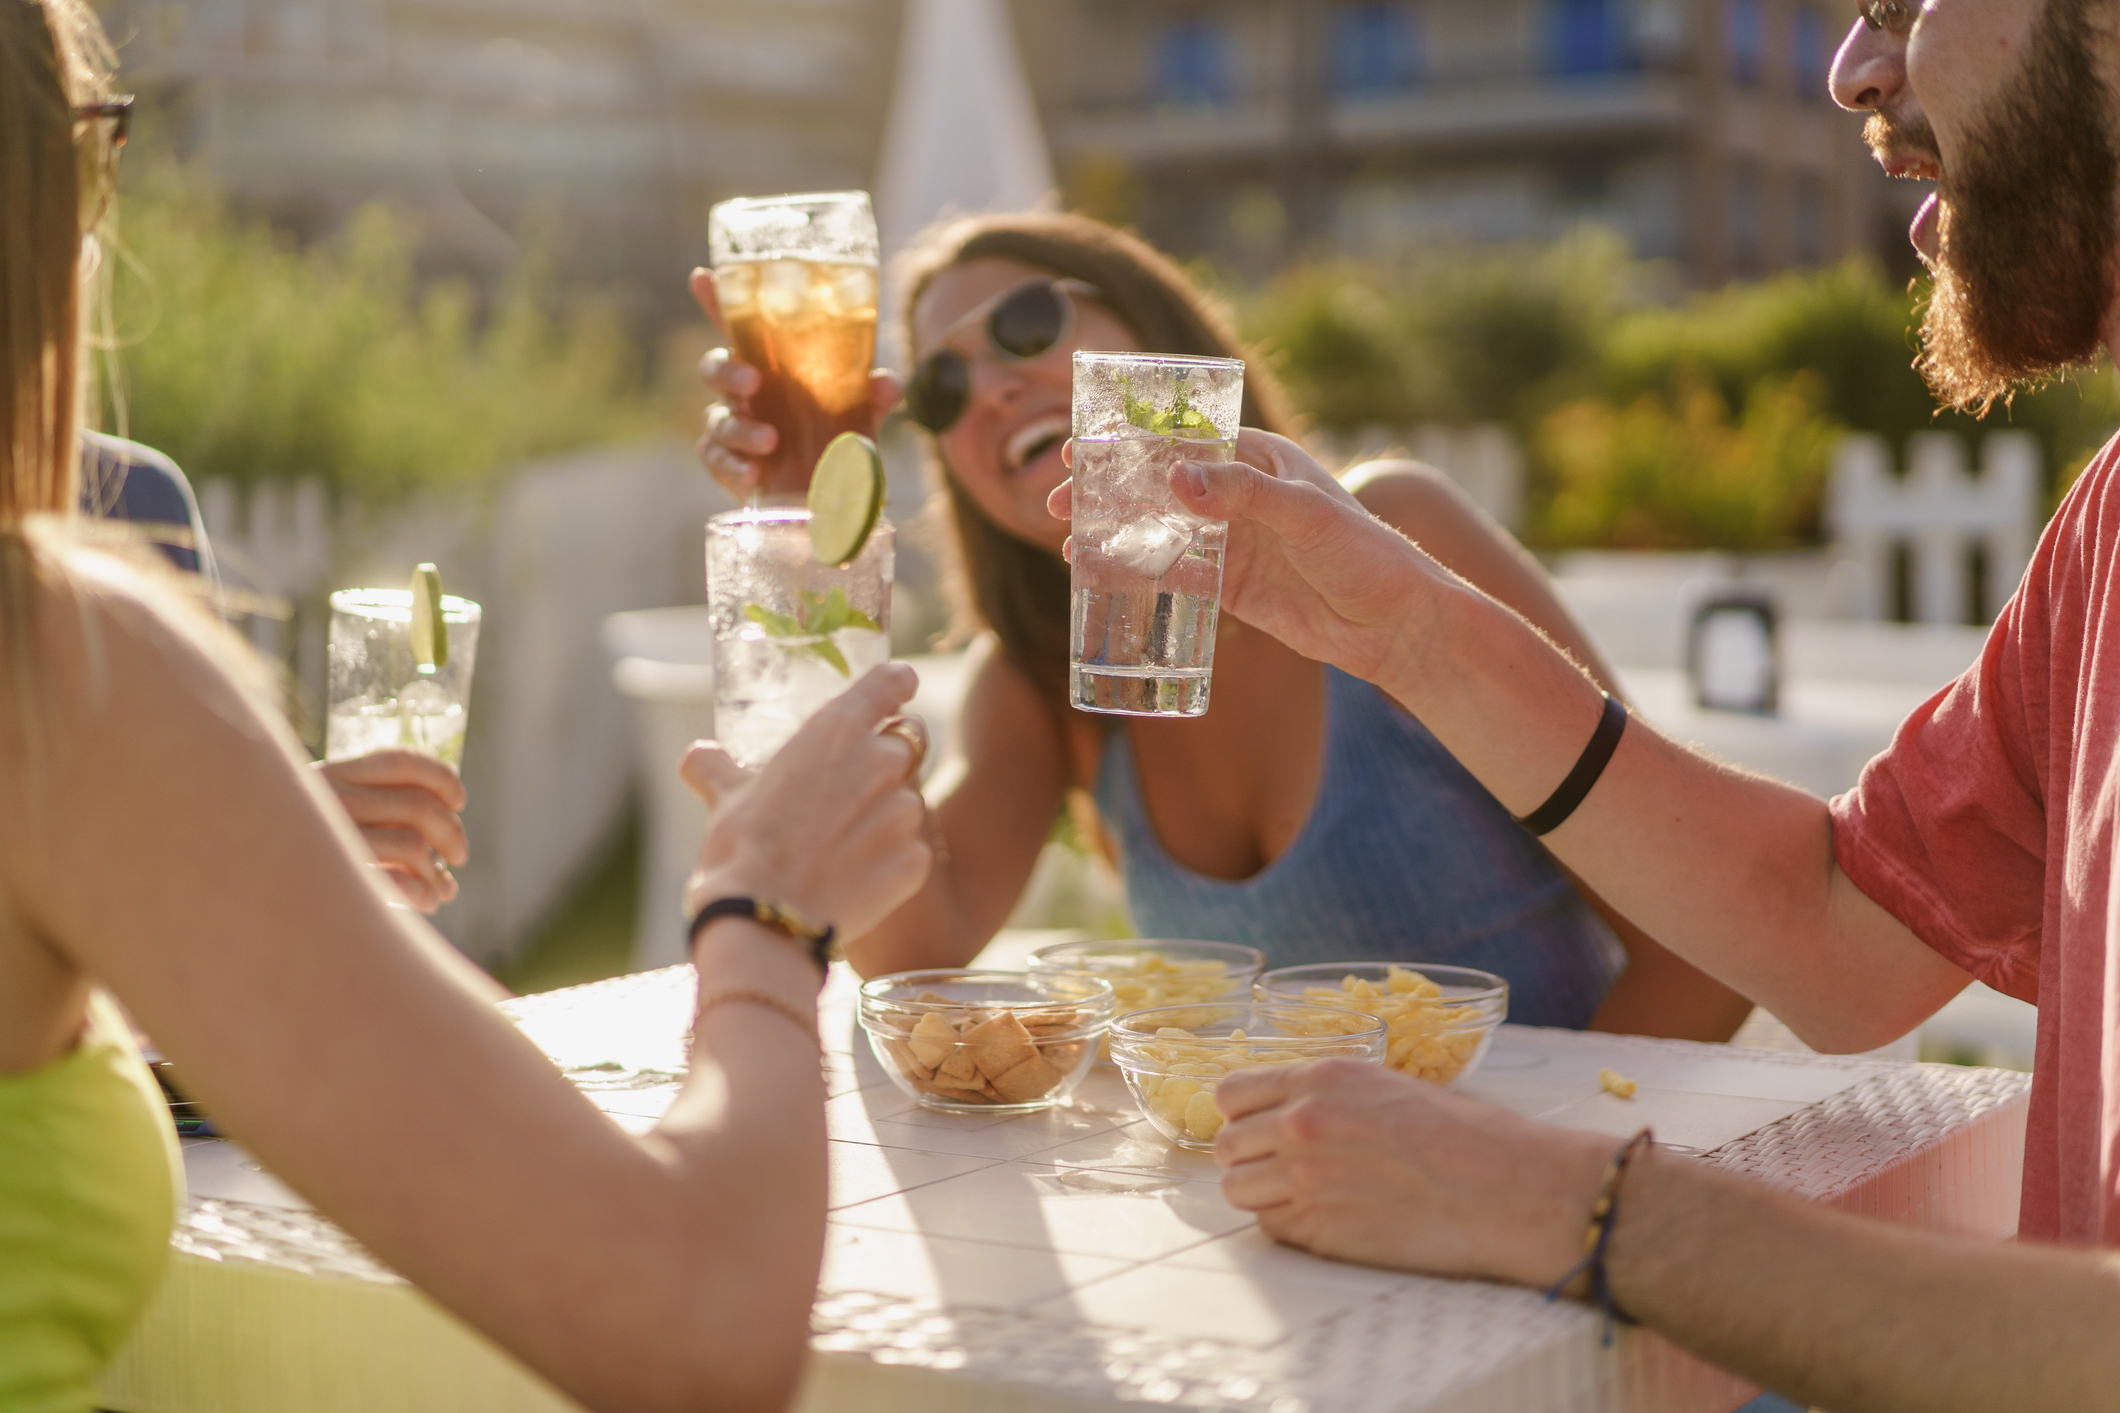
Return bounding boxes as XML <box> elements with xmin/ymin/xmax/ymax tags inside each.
<box><xmin>706</xmin><ymin>477</ymin><xmax>893</xmax><ymax>767</ymax></box>
<box><xmin>326</xmin><ymin>566</ymin><xmax>481</xmax><ymax>766</ymax></box>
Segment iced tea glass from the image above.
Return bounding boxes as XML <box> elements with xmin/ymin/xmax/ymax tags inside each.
<box><xmin>707</xmin><ymin>508</ymin><xmax>895</xmax><ymax>768</ymax></box>
<box><xmin>326</xmin><ymin>590</ymin><xmax>481</xmax><ymax>765</ymax></box>
<box><xmin>1068</xmin><ymin>351</ymin><xmax>1243</xmax><ymax>717</ymax></box>
<box><xmin>708</xmin><ymin>190</ymin><xmax>879</xmax><ymax>500</ymax></box>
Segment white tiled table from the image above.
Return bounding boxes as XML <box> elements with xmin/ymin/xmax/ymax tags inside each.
<box><xmin>101</xmin><ymin>952</ymin><xmax>2030</xmax><ymax>1413</ymax></box>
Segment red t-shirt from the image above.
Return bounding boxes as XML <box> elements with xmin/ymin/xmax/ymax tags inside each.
<box><xmin>1832</xmin><ymin>433</ymin><xmax>2120</xmax><ymax>1247</ymax></box>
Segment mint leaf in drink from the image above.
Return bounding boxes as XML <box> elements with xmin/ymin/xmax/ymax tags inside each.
<box><xmin>745</xmin><ymin>603</ymin><xmax>807</xmax><ymax>637</ymax></box>
<box><xmin>1118</xmin><ymin>374</ymin><xmax>1218</xmax><ymax>437</ymax></box>
<box><xmin>746</xmin><ymin>591</ymin><xmax>877</xmax><ymax>679</ymax></box>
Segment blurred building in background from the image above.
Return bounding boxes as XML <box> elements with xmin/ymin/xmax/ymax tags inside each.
<box><xmin>1016</xmin><ymin>0</ymin><xmax>1920</xmax><ymax>284</ymax></box>
<box><xmin>101</xmin><ymin>0</ymin><xmax>905</xmax><ymax>321</ymax></box>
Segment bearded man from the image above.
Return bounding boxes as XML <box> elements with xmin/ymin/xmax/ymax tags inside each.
<box><xmin>1043</xmin><ymin>3</ymin><xmax>2120</xmax><ymax>1408</ymax></box>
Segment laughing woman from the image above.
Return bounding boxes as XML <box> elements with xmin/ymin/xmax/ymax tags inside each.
<box><xmin>696</xmin><ymin>212</ymin><xmax>1748</xmax><ymax>1040</ymax></box>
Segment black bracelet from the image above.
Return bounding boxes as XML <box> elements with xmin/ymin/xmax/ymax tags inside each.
<box><xmin>1515</xmin><ymin>694</ymin><xmax>1628</xmax><ymax>837</ymax></box>
<box><xmin>686</xmin><ymin>896</ymin><xmax>836</xmax><ymax>980</ymax></box>
<box><xmin>1544</xmin><ymin>1126</ymin><xmax>1654</xmax><ymax>1345</ymax></box>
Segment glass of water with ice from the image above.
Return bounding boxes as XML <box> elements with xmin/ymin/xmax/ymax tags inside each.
<box><xmin>1068</xmin><ymin>351</ymin><xmax>1243</xmax><ymax>717</ymax></box>
<box><xmin>326</xmin><ymin>589</ymin><xmax>481</xmax><ymax>765</ymax></box>
<box><xmin>707</xmin><ymin>507</ymin><xmax>895</xmax><ymax>768</ymax></box>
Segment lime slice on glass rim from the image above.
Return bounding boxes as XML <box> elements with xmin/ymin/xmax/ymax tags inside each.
<box><xmin>409</xmin><ymin>562</ymin><xmax>449</xmax><ymax>672</ymax></box>
<box><xmin>807</xmin><ymin>432</ymin><xmax>886</xmax><ymax>566</ymax></box>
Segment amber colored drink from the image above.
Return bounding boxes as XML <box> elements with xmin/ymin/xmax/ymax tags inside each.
<box><xmin>717</xmin><ymin>257</ymin><xmax>878</xmax><ymax>497</ymax></box>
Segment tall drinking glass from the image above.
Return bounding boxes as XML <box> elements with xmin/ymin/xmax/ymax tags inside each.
<box><xmin>707</xmin><ymin>190</ymin><xmax>880</xmax><ymax>500</ymax></box>
<box><xmin>707</xmin><ymin>508</ymin><xmax>895</xmax><ymax>768</ymax></box>
<box><xmin>326</xmin><ymin>590</ymin><xmax>481</xmax><ymax>765</ymax></box>
<box><xmin>1068</xmin><ymin>352</ymin><xmax>1243</xmax><ymax>717</ymax></box>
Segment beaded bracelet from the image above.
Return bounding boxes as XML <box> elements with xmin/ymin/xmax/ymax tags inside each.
<box><xmin>1544</xmin><ymin>1126</ymin><xmax>1655</xmax><ymax>1345</ymax></box>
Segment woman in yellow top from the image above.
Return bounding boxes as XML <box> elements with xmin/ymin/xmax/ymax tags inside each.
<box><xmin>0</xmin><ymin>3</ymin><xmax>933</xmax><ymax>1409</ymax></box>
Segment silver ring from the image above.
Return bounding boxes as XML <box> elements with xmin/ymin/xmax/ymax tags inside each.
<box><xmin>876</xmin><ymin>714</ymin><xmax>928</xmax><ymax>779</ymax></box>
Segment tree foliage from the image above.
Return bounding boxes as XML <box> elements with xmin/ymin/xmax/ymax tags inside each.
<box><xmin>100</xmin><ymin>160</ymin><xmax>657</xmax><ymax>503</ymax></box>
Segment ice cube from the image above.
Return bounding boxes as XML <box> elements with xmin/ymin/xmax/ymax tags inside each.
<box><xmin>827</xmin><ymin>264</ymin><xmax>877</xmax><ymax>313</ymax></box>
<box><xmin>397</xmin><ymin>677</ymin><xmax>451</xmax><ymax>714</ymax></box>
<box><xmin>1102</xmin><ymin>515</ymin><xmax>1192</xmax><ymax>578</ymax></box>
<box><xmin>759</xmin><ymin>259</ymin><xmax>810</xmax><ymax>318</ymax></box>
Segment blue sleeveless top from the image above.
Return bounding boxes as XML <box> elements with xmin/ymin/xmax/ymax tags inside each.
<box><xmin>1094</xmin><ymin>666</ymin><xmax>1622</xmax><ymax>1029</ymax></box>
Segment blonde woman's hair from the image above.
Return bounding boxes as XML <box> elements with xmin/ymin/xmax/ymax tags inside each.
<box><xmin>0</xmin><ymin>0</ymin><xmax>119</xmax><ymax>749</ymax></box>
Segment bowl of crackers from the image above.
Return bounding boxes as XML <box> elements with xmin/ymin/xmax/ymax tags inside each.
<box><xmin>1107</xmin><ymin>1002</ymin><xmax>1387</xmax><ymax>1151</ymax></box>
<box><xmin>1027</xmin><ymin>940</ymin><xmax>1266</xmax><ymax>1060</ymax></box>
<box><xmin>858</xmin><ymin>970</ymin><xmax>1116</xmax><ymax>1113</ymax></box>
<box><xmin>1253</xmin><ymin>963</ymin><xmax>1508</xmax><ymax>1088</ymax></box>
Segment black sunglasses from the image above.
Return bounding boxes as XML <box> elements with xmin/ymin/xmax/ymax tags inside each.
<box><xmin>73</xmin><ymin>95</ymin><xmax>134</xmax><ymax>148</ymax></box>
<box><xmin>1856</xmin><ymin>0</ymin><xmax>1914</xmax><ymax>35</ymax></box>
<box><xmin>905</xmin><ymin>278</ymin><xmax>1099</xmax><ymax>434</ymax></box>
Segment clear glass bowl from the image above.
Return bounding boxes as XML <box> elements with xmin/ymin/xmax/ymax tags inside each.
<box><xmin>858</xmin><ymin>970</ymin><xmax>1115</xmax><ymax>1113</ymax></box>
<box><xmin>1253</xmin><ymin>963</ymin><xmax>1508</xmax><ymax>1088</ymax></box>
<box><xmin>1027</xmin><ymin>939</ymin><xmax>1266</xmax><ymax>1060</ymax></box>
<box><xmin>1107</xmin><ymin>1002</ymin><xmax>1386</xmax><ymax>1151</ymax></box>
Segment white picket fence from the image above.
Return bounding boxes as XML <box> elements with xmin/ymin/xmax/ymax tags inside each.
<box><xmin>1826</xmin><ymin>431</ymin><xmax>2041</xmax><ymax>626</ymax></box>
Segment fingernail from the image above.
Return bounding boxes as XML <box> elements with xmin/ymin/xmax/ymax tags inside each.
<box><xmin>1175</xmin><ymin>462</ymin><xmax>1208</xmax><ymax>498</ymax></box>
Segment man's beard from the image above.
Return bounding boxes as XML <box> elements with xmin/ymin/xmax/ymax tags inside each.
<box><xmin>1915</xmin><ymin>0</ymin><xmax>2117</xmax><ymax>414</ymax></box>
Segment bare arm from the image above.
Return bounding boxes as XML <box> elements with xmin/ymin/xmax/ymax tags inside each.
<box><xmin>2</xmin><ymin>554</ymin><xmax>931</xmax><ymax>1413</ymax></box>
<box><xmin>843</xmin><ymin>636</ymin><xmax>1073</xmax><ymax>976</ymax></box>
<box><xmin>1135</xmin><ymin>432</ymin><xmax>1969</xmax><ymax>1051</ymax></box>
<box><xmin>1215</xmin><ymin>1061</ymin><xmax>2120</xmax><ymax>1413</ymax></box>
<box><xmin>1347</xmin><ymin>463</ymin><xmax>1752</xmax><ymax>1043</ymax></box>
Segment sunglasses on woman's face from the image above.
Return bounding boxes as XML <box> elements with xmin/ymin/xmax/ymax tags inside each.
<box><xmin>905</xmin><ymin>278</ymin><xmax>1100</xmax><ymax>433</ymax></box>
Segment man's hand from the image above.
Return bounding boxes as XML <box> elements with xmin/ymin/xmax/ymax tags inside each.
<box><xmin>316</xmin><ymin>751</ymin><xmax>469</xmax><ymax>913</ymax></box>
<box><xmin>1050</xmin><ymin>429</ymin><xmax>1455</xmax><ymax>685</ymax></box>
<box><xmin>1213</xmin><ymin>1059</ymin><xmax>1611</xmax><ymax>1288</ymax></box>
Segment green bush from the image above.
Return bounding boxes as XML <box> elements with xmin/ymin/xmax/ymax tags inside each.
<box><xmin>1539</xmin><ymin>374</ymin><xmax>1839</xmax><ymax>551</ymax></box>
<box><xmin>1237</xmin><ymin>246</ymin><xmax>2120</xmax><ymax>550</ymax></box>
<box><xmin>100</xmin><ymin>161</ymin><xmax>657</xmax><ymax>503</ymax></box>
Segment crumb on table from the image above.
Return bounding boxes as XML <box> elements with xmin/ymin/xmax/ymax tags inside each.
<box><xmin>1598</xmin><ymin>1067</ymin><xmax>1638</xmax><ymax>1099</ymax></box>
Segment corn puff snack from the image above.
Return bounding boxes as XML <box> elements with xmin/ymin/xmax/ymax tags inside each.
<box><xmin>1283</xmin><ymin>967</ymin><xmax>1486</xmax><ymax>1085</ymax></box>
<box><xmin>1122</xmin><ymin>1027</ymin><xmax>1319</xmax><ymax>1144</ymax></box>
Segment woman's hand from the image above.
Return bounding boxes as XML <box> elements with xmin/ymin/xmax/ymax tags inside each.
<box><xmin>688</xmin><ymin>268</ymin><xmax>903</xmax><ymax>501</ymax></box>
<box><xmin>679</xmin><ymin>663</ymin><xmax>933</xmax><ymax>942</ymax></box>
<box><xmin>1051</xmin><ymin>429</ymin><xmax>1458</xmax><ymax>687</ymax></box>
<box><xmin>313</xmin><ymin>751</ymin><xmax>468</xmax><ymax>913</ymax></box>
<box><xmin>1213</xmin><ymin>1059</ymin><xmax>1611</xmax><ymax>1288</ymax></box>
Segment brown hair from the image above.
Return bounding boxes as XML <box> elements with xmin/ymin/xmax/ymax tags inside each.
<box><xmin>901</xmin><ymin>213</ymin><xmax>1300</xmax><ymax>698</ymax></box>
<box><xmin>1</xmin><ymin>0</ymin><xmax>118</xmax><ymax>747</ymax></box>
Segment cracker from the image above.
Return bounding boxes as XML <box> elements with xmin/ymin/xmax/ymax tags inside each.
<box><xmin>989</xmin><ymin>1049</ymin><xmax>1063</xmax><ymax>1104</ymax></box>
<box><xmin>963</xmin><ymin>1012</ymin><xmax>1038</xmax><ymax>1079</ymax></box>
<box><xmin>907</xmin><ymin>1011</ymin><xmax>960</xmax><ymax>1070</ymax></box>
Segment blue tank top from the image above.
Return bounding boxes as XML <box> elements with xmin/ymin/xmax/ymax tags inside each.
<box><xmin>1094</xmin><ymin>666</ymin><xmax>1622</xmax><ymax>1029</ymax></box>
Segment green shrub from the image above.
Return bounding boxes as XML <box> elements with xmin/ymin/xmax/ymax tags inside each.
<box><xmin>1237</xmin><ymin>245</ymin><xmax>2120</xmax><ymax>550</ymax></box>
<box><xmin>100</xmin><ymin>160</ymin><xmax>657</xmax><ymax>504</ymax></box>
<box><xmin>1539</xmin><ymin>374</ymin><xmax>1839</xmax><ymax>551</ymax></box>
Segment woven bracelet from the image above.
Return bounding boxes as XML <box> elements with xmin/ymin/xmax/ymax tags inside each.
<box><xmin>1544</xmin><ymin>1126</ymin><xmax>1654</xmax><ymax>1345</ymax></box>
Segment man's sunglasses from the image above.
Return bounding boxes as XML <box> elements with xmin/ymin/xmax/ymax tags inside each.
<box><xmin>905</xmin><ymin>279</ymin><xmax>1099</xmax><ymax>434</ymax></box>
<box><xmin>1856</xmin><ymin>0</ymin><xmax>1914</xmax><ymax>35</ymax></box>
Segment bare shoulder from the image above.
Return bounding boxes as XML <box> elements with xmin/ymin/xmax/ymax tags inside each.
<box><xmin>1345</xmin><ymin>460</ymin><xmax>1492</xmax><ymax>542</ymax></box>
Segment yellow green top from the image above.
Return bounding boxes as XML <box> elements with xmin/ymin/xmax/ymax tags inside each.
<box><xmin>0</xmin><ymin>991</ymin><xmax>181</xmax><ymax>1413</ymax></box>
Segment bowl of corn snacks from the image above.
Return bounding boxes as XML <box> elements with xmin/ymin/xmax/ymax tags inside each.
<box><xmin>1027</xmin><ymin>940</ymin><xmax>1266</xmax><ymax>1061</ymax></box>
<box><xmin>1252</xmin><ymin>963</ymin><xmax>1507</xmax><ymax>1088</ymax></box>
<box><xmin>1107</xmin><ymin>1003</ymin><xmax>1386</xmax><ymax>1150</ymax></box>
<box><xmin>858</xmin><ymin>970</ymin><xmax>1115</xmax><ymax>1113</ymax></box>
